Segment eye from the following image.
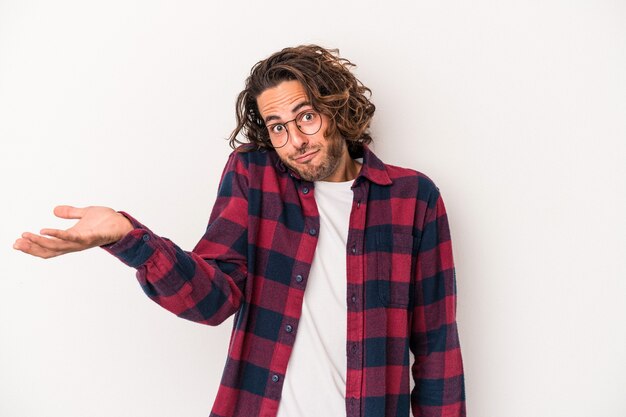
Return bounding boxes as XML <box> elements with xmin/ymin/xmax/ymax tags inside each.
<box><xmin>269</xmin><ymin>124</ymin><xmax>285</xmax><ymax>134</ymax></box>
<box><xmin>300</xmin><ymin>112</ymin><xmax>316</xmax><ymax>123</ymax></box>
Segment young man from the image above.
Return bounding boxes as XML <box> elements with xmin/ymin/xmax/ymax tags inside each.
<box><xmin>14</xmin><ymin>45</ymin><xmax>466</xmax><ymax>417</ymax></box>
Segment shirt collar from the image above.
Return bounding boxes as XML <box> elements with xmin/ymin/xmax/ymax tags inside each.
<box><xmin>353</xmin><ymin>145</ymin><xmax>393</xmax><ymax>186</ymax></box>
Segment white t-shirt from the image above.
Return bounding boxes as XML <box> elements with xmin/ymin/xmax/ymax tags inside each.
<box><xmin>276</xmin><ymin>179</ymin><xmax>353</xmax><ymax>417</ymax></box>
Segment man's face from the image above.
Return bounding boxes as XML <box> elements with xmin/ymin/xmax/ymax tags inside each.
<box><xmin>256</xmin><ymin>80</ymin><xmax>351</xmax><ymax>182</ymax></box>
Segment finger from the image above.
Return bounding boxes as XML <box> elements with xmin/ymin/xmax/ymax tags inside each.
<box><xmin>13</xmin><ymin>238</ymin><xmax>64</xmax><ymax>259</ymax></box>
<box><xmin>13</xmin><ymin>238</ymin><xmax>29</xmax><ymax>251</ymax></box>
<box><xmin>39</xmin><ymin>228</ymin><xmax>77</xmax><ymax>241</ymax></box>
<box><xmin>21</xmin><ymin>232</ymin><xmax>80</xmax><ymax>252</ymax></box>
<box><xmin>54</xmin><ymin>205</ymin><xmax>85</xmax><ymax>220</ymax></box>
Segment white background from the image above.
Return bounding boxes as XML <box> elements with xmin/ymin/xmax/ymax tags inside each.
<box><xmin>1</xmin><ymin>1</ymin><xmax>625</xmax><ymax>416</ymax></box>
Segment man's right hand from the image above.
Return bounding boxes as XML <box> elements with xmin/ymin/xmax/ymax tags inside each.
<box><xmin>13</xmin><ymin>205</ymin><xmax>134</xmax><ymax>259</ymax></box>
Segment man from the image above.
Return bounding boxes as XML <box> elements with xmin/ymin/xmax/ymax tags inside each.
<box><xmin>14</xmin><ymin>45</ymin><xmax>466</xmax><ymax>417</ymax></box>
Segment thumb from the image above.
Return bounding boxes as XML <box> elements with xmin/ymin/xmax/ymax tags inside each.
<box><xmin>54</xmin><ymin>205</ymin><xmax>86</xmax><ymax>220</ymax></box>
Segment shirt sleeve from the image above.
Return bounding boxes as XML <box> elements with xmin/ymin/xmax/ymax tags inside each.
<box><xmin>102</xmin><ymin>151</ymin><xmax>249</xmax><ymax>326</ymax></box>
<box><xmin>410</xmin><ymin>186</ymin><xmax>466</xmax><ymax>416</ymax></box>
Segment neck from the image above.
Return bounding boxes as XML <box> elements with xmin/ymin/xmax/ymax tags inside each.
<box><xmin>323</xmin><ymin>150</ymin><xmax>361</xmax><ymax>182</ymax></box>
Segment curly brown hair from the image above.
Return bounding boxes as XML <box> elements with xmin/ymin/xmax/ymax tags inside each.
<box><xmin>228</xmin><ymin>45</ymin><xmax>375</xmax><ymax>153</ymax></box>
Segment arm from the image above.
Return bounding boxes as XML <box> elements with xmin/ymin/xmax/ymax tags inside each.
<box><xmin>14</xmin><ymin>152</ymin><xmax>249</xmax><ymax>326</ymax></box>
<box><xmin>410</xmin><ymin>187</ymin><xmax>466</xmax><ymax>416</ymax></box>
<box><xmin>102</xmin><ymin>152</ymin><xmax>249</xmax><ymax>325</ymax></box>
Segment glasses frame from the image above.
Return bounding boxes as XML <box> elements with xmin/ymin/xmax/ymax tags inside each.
<box><xmin>265</xmin><ymin>109</ymin><xmax>323</xmax><ymax>149</ymax></box>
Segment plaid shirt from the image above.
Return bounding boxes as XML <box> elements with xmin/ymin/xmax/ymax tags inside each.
<box><xmin>104</xmin><ymin>145</ymin><xmax>465</xmax><ymax>417</ymax></box>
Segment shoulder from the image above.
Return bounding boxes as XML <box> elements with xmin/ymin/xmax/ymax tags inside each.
<box><xmin>361</xmin><ymin>146</ymin><xmax>439</xmax><ymax>196</ymax></box>
<box><xmin>229</xmin><ymin>144</ymin><xmax>279</xmax><ymax>169</ymax></box>
<box><xmin>383</xmin><ymin>162</ymin><xmax>441</xmax><ymax>203</ymax></box>
<box><xmin>224</xmin><ymin>146</ymin><xmax>285</xmax><ymax>191</ymax></box>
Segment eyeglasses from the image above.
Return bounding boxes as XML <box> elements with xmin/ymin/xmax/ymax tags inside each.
<box><xmin>265</xmin><ymin>109</ymin><xmax>322</xmax><ymax>148</ymax></box>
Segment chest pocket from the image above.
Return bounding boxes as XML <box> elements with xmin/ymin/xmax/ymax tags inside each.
<box><xmin>376</xmin><ymin>232</ymin><xmax>418</xmax><ymax>308</ymax></box>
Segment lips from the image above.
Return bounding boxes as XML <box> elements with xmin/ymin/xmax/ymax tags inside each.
<box><xmin>293</xmin><ymin>149</ymin><xmax>320</xmax><ymax>163</ymax></box>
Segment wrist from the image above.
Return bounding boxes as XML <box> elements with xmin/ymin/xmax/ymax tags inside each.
<box><xmin>115</xmin><ymin>212</ymin><xmax>134</xmax><ymax>239</ymax></box>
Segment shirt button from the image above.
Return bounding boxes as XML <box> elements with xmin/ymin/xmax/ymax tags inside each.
<box><xmin>272</xmin><ymin>374</ymin><xmax>280</xmax><ymax>383</ymax></box>
<box><xmin>351</xmin><ymin>295</ymin><xmax>357</xmax><ymax>303</ymax></box>
<box><xmin>351</xmin><ymin>344</ymin><xmax>358</xmax><ymax>353</ymax></box>
<box><xmin>285</xmin><ymin>324</ymin><xmax>293</xmax><ymax>333</ymax></box>
<box><xmin>308</xmin><ymin>228</ymin><xmax>317</xmax><ymax>236</ymax></box>
<box><xmin>295</xmin><ymin>274</ymin><xmax>303</xmax><ymax>283</ymax></box>
<box><xmin>142</xmin><ymin>234</ymin><xmax>150</xmax><ymax>242</ymax></box>
<box><xmin>302</xmin><ymin>187</ymin><xmax>309</xmax><ymax>194</ymax></box>
<box><xmin>351</xmin><ymin>247</ymin><xmax>356</xmax><ymax>254</ymax></box>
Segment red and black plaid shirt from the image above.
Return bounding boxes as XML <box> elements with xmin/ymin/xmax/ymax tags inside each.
<box><xmin>105</xmin><ymin>145</ymin><xmax>465</xmax><ymax>417</ymax></box>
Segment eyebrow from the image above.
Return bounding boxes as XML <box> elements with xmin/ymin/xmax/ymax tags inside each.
<box><xmin>264</xmin><ymin>101</ymin><xmax>312</xmax><ymax>123</ymax></box>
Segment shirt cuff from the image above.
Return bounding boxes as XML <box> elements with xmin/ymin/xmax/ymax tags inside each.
<box><xmin>100</xmin><ymin>211</ymin><xmax>156</xmax><ymax>268</ymax></box>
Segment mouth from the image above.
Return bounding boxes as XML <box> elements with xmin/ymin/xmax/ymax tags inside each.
<box><xmin>293</xmin><ymin>149</ymin><xmax>320</xmax><ymax>163</ymax></box>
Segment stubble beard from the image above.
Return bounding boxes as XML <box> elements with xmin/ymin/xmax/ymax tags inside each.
<box><xmin>284</xmin><ymin>135</ymin><xmax>346</xmax><ymax>182</ymax></box>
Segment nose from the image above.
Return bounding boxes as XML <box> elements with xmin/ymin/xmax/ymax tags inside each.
<box><xmin>285</xmin><ymin>121</ymin><xmax>309</xmax><ymax>149</ymax></box>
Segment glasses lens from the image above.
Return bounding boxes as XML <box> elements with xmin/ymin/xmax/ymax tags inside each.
<box><xmin>267</xmin><ymin>125</ymin><xmax>288</xmax><ymax>148</ymax></box>
<box><xmin>296</xmin><ymin>111</ymin><xmax>321</xmax><ymax>135</ymax></box>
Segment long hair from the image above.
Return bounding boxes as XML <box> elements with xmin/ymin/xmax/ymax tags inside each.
<box><xmin>228</xmin><ymin>45</ymin><xmax>375</xmax><ymax>152</ymax></box>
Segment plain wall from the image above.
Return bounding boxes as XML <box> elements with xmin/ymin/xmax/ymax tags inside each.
<box><xmin>1</xmin><ymin>1</ymin><xmax>625</xmax><ymax>416</ymax></box>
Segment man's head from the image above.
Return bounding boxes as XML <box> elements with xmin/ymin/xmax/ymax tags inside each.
<box><xmin>255</xmin><ymin>79</ymin><xmax>353</xmax><ymax>182</ymax></box>
<box><xmin>229</xmin><ymin>45</ymin><xmax>375</xmax><ymax>155</ymax></box>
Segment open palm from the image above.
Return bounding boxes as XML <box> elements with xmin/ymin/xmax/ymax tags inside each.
<box><xmin>13</xmin><ymin>205</ymin><xmax>133</xmax><ymax>259</ymax></box>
